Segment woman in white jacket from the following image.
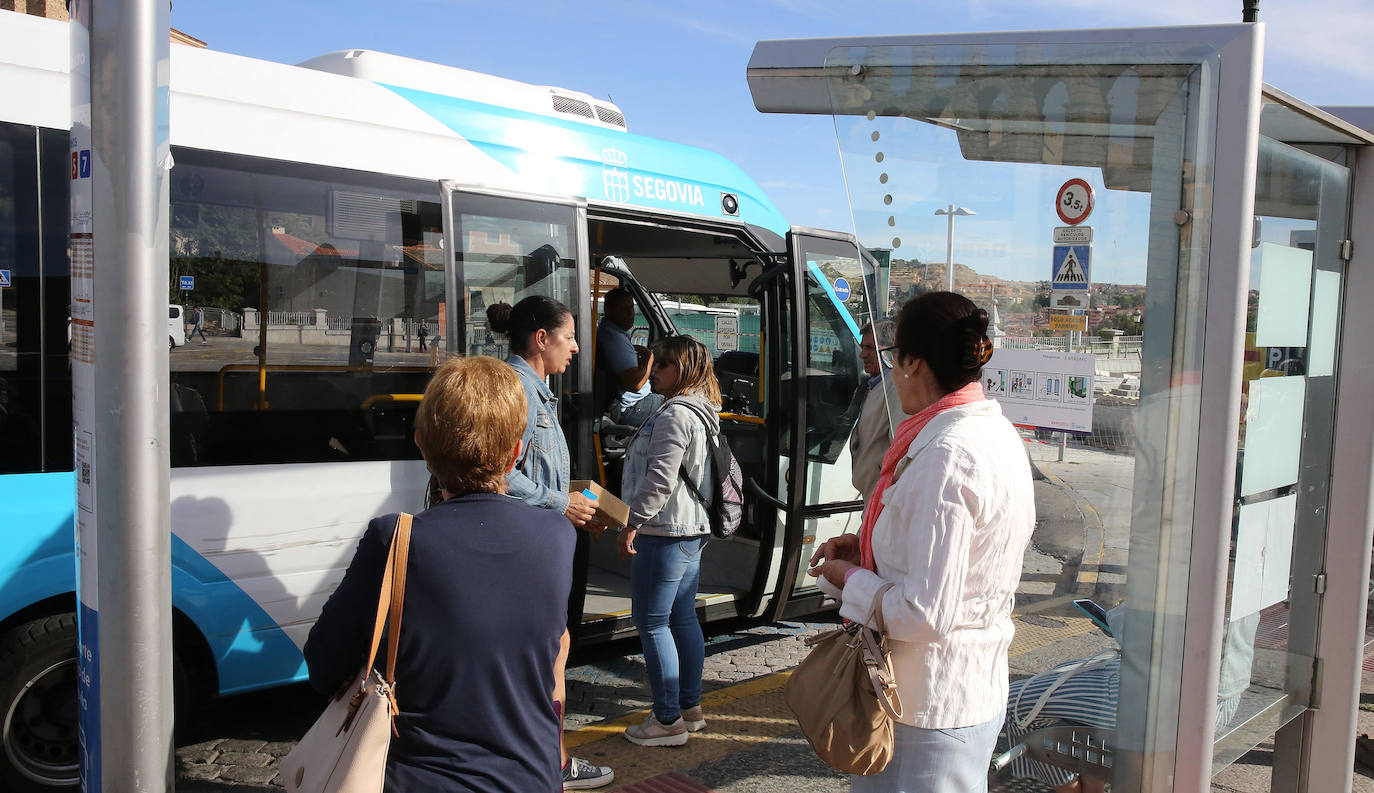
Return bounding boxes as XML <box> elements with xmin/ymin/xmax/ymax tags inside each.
<box><xmin>617</xmin><ymin>335</ymin><xmax>720</xmax><ymax>747</ymax></box>
<box><xmin>809</xmin><ymin>292</ymin><xmax>1036</xmax><ymax>793</ymax></box>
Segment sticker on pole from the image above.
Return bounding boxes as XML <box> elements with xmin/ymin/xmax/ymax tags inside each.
<box><xmin>1055</xmin><ymin>179</ymin><xmax>1094</xmax><ymax>225</ymax></box>
<box><xmin>832</xmin><ymin>277</ymin><xmax>850</xmax><ymax>301</ymax></box>
<box><xmin>1051</xmin><ymin>245</ymin><xmax>1091</xmax><ymax>290</ymax></box>
<box><xmin>0</xmin><ymin>269</ymin><xmax>10</xmax><ymax>287</ymax></box>
<box><xmin>179</xmin><ymin>275</ymin><xmax>194</xmax><ymax>291</ymax></box>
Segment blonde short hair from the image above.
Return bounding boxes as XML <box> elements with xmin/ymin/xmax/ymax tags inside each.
<box><xmin>652</xmin><ymin>335</ymin><xmax>721</xmax><ymax>406</ymax></box>
<box><xmin>415</xmin><ymin>357</ymin><xmax>527</xmax><ymax>494</ymax></box>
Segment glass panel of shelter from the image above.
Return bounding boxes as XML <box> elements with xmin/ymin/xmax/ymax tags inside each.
<box><xmin>1210</xmin><ymin>134</ymin><xmax>1349</xmax><ymax>773</ymax></box>
<box><xmin>821</xmin><ymin>40</ymin><xmax>1228</xmax><ymax>792</ymax></box>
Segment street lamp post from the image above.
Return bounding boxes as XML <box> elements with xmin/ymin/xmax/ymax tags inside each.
<box><xmin>934</xmin><ymin>204</ymin><xmax>976</xmax><ymax>292</ymax></box>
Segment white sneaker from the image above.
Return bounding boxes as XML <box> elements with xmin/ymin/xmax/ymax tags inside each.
<box><xmin>561</xmin><ymin>756</ymin><xmax>613</xmax><ymax>790</ymax></box>
<box><xmin>623</xmin><ymin>714</ymin><xmax>689</xmax><ymax>746</ymax></box>
<box><xmin>682</xmin><ymin>705</ymin><xmax>706</xmax><ymax>732</ymax></box>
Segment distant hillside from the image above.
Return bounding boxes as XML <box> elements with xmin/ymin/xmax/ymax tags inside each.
<box><xmin>885</xmin><ymin>258</ymin><xmax>1146</xmax><ymax>336</ymax></box>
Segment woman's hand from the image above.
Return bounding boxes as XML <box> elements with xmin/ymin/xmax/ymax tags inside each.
<box><xmin>617</xmin><ymin>527</ymin><xmax>638</xmax><ymax>559</ymax></box>
<box><xmin>584</xmin><ymin>520</ymin><xmax>608</xmax><ymax>540</ymax></box>
<box><xmin>807</xmin><ymin>534</ymin><xmax>862</xmax><ymax>588</ymax></box>
<box><xmin>808</xmin><ymin>558</ymin><xmax>858</xmax><ymax>588</ymax></box>
<box><xmin>808</xmin><ymin>533</ymin><xmax>861</xmax><ymax>568</ymax></box>
<box><xmin>564</xmin><ymin>492</ymin><xmax>597</xmax><ymax>527</ymax></box>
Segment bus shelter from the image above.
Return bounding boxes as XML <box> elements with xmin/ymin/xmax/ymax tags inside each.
<box><xmin>748</xmin><ymin>23</ymin><xmax>1374</xmax><ymax>793</ymax></box>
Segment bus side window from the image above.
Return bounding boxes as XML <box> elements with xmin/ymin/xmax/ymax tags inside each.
<box><xmin>0</xmin><ymin>123</ymin><xmax>42</xmax><ymax>474</ymax></box>
<box><xmin>166</xmin><ymin>148</ymin><xmax>445</xmax><ymax>467</ymax></box>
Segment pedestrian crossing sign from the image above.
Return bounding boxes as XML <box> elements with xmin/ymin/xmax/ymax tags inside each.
<box><xmin>1051</xmin><ymin>245</ymin><xmax>1091</xmax><ymax>290</ymax></box>
<box><xmin>0</xmin><ymin>269</ymin><xmax>9</xmax><ymax>287</ymax></box>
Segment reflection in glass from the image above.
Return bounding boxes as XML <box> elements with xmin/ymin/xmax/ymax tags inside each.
<box><xmin>167</xmin><ymin>149</ymin><xmax>446</xmax><ymax>467</ymax></box>
<box><xmin>820</xmin><ymin>40</ymin><xmax>1226</xmax><ymax>792</ymax></box>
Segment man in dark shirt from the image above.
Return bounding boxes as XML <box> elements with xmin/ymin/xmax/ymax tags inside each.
<box><xmin>595</xmin><ymin>287</ymin><xmax>661</xmax><ymax>427</ymax></box>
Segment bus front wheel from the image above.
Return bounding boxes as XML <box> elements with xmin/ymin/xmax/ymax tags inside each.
<box><xmin>0</xmin><ymin>614</ymin><xmax>79</xmax><ymax>792</ymax></box>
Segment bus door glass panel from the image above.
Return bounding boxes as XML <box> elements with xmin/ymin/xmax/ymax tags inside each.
<box><xmin>1209</xmin><ymin>136</ymin><xmax>1349</xmax><ymax>773</ymax></box>
<box><xmin>445</xmin><ymin>193</ymin><xmax>582</xmax><ymax>485</ymax></box>
<box><xmin>449</xmin><ymin>194</ymin><xmax>578</xmax><ymax>360</ymax></box>
<box><xmin>0</xmin><ymin>123</ymin><xmax>41</xmax><ymax>474</ymax></box>
<box><xmin>788</xmin><ymin>231</ymin><xmax>880</xmax><ymax>595</ymax></box>
<box><xmin>167</xmin><ymin>148</ymin><xmax>445</xmax><ymax>468</ymax></box>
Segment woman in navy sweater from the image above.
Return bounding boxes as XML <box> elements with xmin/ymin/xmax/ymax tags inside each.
<box><xmin>305</xmin><ymin>356</ymin><xmax>575</xmax><ymax>792</ymax></box>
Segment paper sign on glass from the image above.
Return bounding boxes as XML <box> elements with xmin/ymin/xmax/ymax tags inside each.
<box><xmin>1254</xmin><ymin>243</ymin><xmax>1313</xmax><ymax>348</ymax></box>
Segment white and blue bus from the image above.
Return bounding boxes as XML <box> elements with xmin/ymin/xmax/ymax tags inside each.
<box><xmin>0</xmin><ymin>12</ymin><xmax>885</xmax><ymax>790</ymax></box>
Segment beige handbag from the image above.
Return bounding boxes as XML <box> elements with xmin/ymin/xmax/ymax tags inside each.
<box><xmin>282</xmin><ymin>513</ymin><xmax>413</xmax><ymax>793</ymax></box>
<box><xmin>785</xmin><ymin>581</ymin><xmax>903</xmax><ymax>775</ymax></box>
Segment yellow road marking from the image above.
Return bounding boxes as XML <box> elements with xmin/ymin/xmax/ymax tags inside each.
<box><xmin>565</xmin><ymin>672</ymin><xmax>790</xmax><ymax>749</ymax></box>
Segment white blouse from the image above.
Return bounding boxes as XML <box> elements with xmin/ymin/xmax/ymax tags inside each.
<box><xmin>819</xmin><ymin>400</ymin><xmax>1036</xmax><ymax>729</ymax></box>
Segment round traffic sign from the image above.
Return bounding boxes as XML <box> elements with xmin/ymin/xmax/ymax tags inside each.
<box><xmin>833</xmin><ymin>277</ymin><xmax>851</xmax><ymax>301</ymax></box>
<box><xmin>1055</xmin><ymin>179</ymin><xmax>1094</xmax><ymax>225</ymax></box>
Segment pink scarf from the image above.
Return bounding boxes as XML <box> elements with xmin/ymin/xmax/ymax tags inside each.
<box><xmin>858</xmin><ymin>381</ymin><xmax>986</xmax><ymax>572</ymax></box>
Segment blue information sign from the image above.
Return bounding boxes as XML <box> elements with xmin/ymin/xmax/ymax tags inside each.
<box><xmin>0</xmin><ymin>269</ymin><xmax>10</xmax><ymax>287</ymax></box>
<box><xmin>833</xmin><ymin>277</ymin><xmax>851</xmax><ymax>301</ymax></box>
<box><xmin>179</xmin><ymin>275</ymin><xmax>195</xmax><ymax>291</ymax></box>
<box><xmin>1051</xmin><ymin>245</ymin><xmax>1091</xmax><ymax>290</ymax></box>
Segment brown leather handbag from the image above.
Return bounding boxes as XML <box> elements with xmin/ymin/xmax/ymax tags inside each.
<box><xmin>785</xmin><ymin>581</ymin><xmax>903</xmax><ymax>775</ymax></box>
<box><xmin>282</xmin><ymin>513</ymin><xmax>413</xmax><ymax>793</ymax></box>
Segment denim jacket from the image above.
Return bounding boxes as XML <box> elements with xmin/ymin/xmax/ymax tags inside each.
<box><xmin>505</xmin><ymin>355</ymin><xmax>571</xmax><ymax>516</ymax></box>
<box><xmin>622</xmin><ymin>393</ymin><xmax>717</xmax><ymax>537</ymax></box>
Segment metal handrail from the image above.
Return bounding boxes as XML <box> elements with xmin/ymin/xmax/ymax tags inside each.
<box><xmin>216</xmin><ymin>363</ymin><xmax>433</xmax><ymax>411</ymax></box>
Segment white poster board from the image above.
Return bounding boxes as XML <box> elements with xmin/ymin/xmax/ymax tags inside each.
<box><xmin>1232</xmin><ymin>494</ymin><xmax>1298</xmax><ymax>618</ymax></box>
<box><xmin>1253</xmin><ymin>243</ymin><xmax>1313</xmax><ymax>348</ymax></box>
<box><xmin>715</xmin><ymin>315</ymin><xmax>739</xmax><ymax>352</ymax></box>
<box><xmin>983</xmin><ymin>348</ymin><xmax>1096</xmax><ymax>433</ymax></box>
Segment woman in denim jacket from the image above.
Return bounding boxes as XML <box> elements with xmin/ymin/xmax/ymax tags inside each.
<box><xmin>616</xmin><ymin>335</ymin><xmax>719</xmax><ymax>747</ymax></box>
<box><xmin>486</xmin><ymin>295</ymin><xmax>612</xmax><ymax>790</ymax></box>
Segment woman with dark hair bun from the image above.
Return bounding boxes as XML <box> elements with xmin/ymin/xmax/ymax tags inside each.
<box><xmin>485</xmin><ymin>294</ymin><xmax>615</xmax><ymax>790</ymax></box>
<box><xmin>808</xmin><ymin>291</ymin><xmax>1036</xmax><ymax>793</ymax></box>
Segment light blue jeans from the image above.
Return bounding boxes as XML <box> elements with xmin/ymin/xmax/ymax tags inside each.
<box><xmin>849</xmin><ymin>712</ymin><xmax>1003</xmax><ymax>793</ymax></box>
<box><xmin>630</xmin><ymin>534</ymin><xmax>706</xmax><ymax>724</ymax></box>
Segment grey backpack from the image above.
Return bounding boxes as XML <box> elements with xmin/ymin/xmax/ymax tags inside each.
<box><xmin>676</xmin><ymin>401</ymin><xmax>744</xmax><ymax>538</ymax></box>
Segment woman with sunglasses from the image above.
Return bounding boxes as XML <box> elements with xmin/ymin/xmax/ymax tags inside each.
<box><xmin>616</xmin><ymin>335</ymin><xmax>720</xmax><ymax>747</ymax></box>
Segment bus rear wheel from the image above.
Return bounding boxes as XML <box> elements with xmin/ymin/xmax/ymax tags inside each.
<box><xmin>0</xmin><ymin>615</ymin><xmax>79</xmax><ymax>792</ymax></box>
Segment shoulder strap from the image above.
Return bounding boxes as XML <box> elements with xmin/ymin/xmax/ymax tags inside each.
<box><xmin>867</xmin><ymin>581</ymin><xmax>897</xmax><ymax>635</ymax></box>
<box><xmin>675</xmin><ymin>400</ymin><xmax>719</xmax><ymax>436</ymax></box>
<box><xmin>385</xmin><ymin>513</ymin><xmax>412</xmax><ymax>686</ymax></box>
<box><xmin>359</xmin><ymin>513</ymin><xmax>412</xmax><ymax>686</ymax></box>
<box><xmin>673</xmin><ymin>400</ymin><xmax>717</xmax><ymax>507</ymax></box>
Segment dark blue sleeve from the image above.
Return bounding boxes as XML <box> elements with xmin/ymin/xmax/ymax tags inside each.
<box><xmin>303</xmin><ymin>514</ymin><xmax>397</xmax><ymax>695</ymax></box>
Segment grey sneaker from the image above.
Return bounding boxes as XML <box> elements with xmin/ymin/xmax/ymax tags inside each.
<box><xmin>623</xmin><ymin>714</ymin><xmax>689</xmax><ymax>746</ymax></box>
<box><xmin>561</xmin><ymin>756</ymin><xmax>613</xmax><ymax>790</ymax></box>
<box><xmin>682</xmin><ymin>706</ymin><xmax>706</xmax><ymax>732</ymax></box>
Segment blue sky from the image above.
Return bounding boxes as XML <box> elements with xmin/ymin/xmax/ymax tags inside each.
<box><xmin>171</xmin><ymin>0</ymin><xmax>1372</xmax><ymax>283</ymax></box>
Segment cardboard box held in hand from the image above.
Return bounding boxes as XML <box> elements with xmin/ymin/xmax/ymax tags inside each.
<box><xmin>569</xmin><ymin>480</ymin><xmax>630</xmax><ymax>530</ymax></box>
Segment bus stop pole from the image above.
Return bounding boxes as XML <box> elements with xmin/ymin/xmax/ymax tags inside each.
<box><xmin>70</xmin><ymin>0</ymin><xmax>174</xmax><ymax>790</ymax></box>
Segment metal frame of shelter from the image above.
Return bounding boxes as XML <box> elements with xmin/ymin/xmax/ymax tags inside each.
<box><xmin>747</xmin><ymin>23</ymin><xmax>1374</xmax><ymax>793</ymax></box>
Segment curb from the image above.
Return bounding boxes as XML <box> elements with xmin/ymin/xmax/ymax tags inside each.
<box><xmin>1037</xmin><ymin>469</ymin><xmax>1104</xmax><ymax>597</ymax></box>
